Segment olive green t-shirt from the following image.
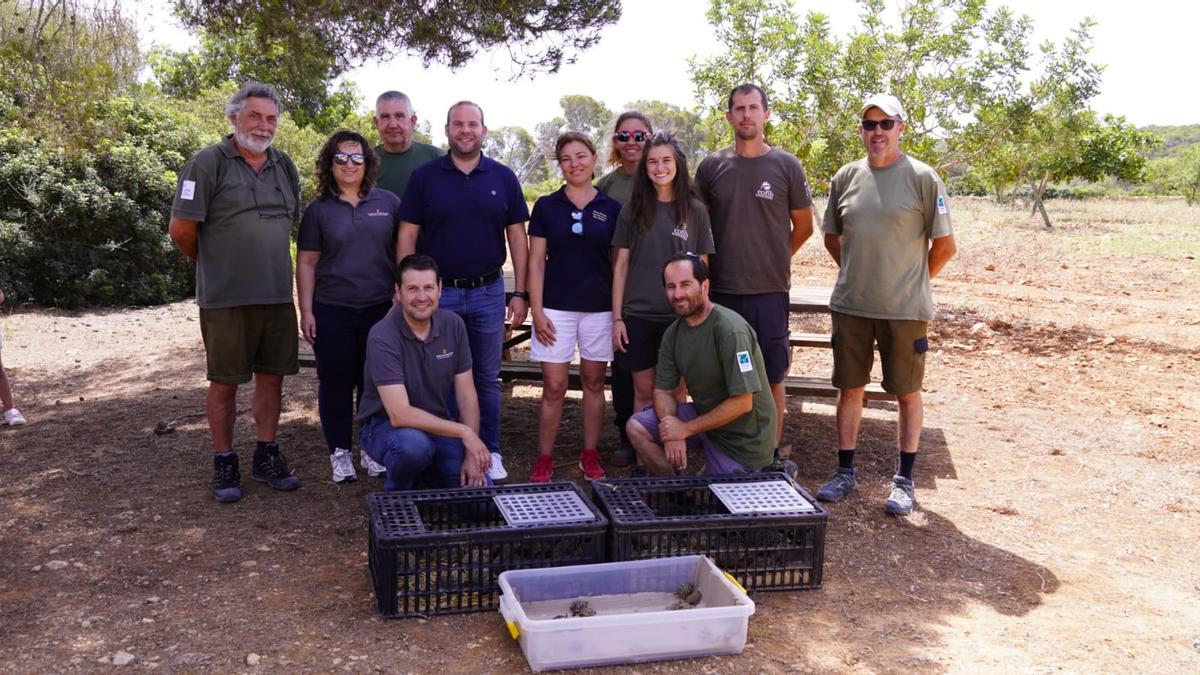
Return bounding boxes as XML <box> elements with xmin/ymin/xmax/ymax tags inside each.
<box><xmin>822</xmin><ymin>155</ymin><xmax>954</xmax><ymax>321</ymax></box>
<box><xmin>596</xmin><ymin>169</ymin><xmax>635</xmax><ymax>206</ymax></box>
<box><xmin>655</xmin><ymin>304</ymin><xmax>777</xmax><ymax>471</ymax></box>
<box><xmin>171</xmin><ymin>135</ymin><xmax>301</xmax><ymax>309</ymax></box>
<box><xmin>611</xmin><ymin>198</ymin><xmax>716</xmax><ymax>320</ymax></box>
<box><xmin>376</xmin><ymin>142</ymin><xmax>442</xmax><ymax>201</ymax></box>
<box><xmin>695</xmin><ymin>147</ymin><xmax>813</xmax><ymax>294</ymax></box>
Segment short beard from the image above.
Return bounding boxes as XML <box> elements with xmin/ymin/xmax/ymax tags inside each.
<box><xmin>235</xmin><ymin>129</ymin><xmax>273</xmax><ymax>153</ymax></box>
<box><xmin>734</xmin><ymin>127</ymin><xmax>759</xmax><ymax>141</ymax></box>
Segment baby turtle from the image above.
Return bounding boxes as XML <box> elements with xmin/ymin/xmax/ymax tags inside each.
<box><xmin>671</xmin><ymin>582</ymin><xmax>702</xmax><ymax>608</ymax></box>
<box><xmin>569</xmin><ymin>599</ymin><xmax>596</xmax><ymax>617</ymax></box>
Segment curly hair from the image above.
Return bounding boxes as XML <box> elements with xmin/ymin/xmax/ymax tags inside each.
<box><xmin>314</xmin><ymin>130</ymin><xmax>378</xmax><ymax>199</ymax></box>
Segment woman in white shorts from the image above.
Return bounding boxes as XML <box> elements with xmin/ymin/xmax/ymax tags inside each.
<box><xmin>526</xmin><ymin>132</ymin><xmax>624</xmax><ymax>482</ymax></box>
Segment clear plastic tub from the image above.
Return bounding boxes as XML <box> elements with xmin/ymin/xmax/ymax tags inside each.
<box><xmin>498</xmin><ymin>555</ymin><xmax>755</xmax><ymax>671</ymax></box>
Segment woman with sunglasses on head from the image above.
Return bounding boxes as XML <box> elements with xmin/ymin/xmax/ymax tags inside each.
<box><xmin>526</xmin><ymin>132</ymin><xmax>622</xmax><ymax>483</ymax></box>
<box><xmin>296</xmin><ymin>130</ymin><xmax>400</xmax><ymax>485</ymax></box>
<box><xmin>596</xmin><ymin>111</ymin><xmax>653</xmax><ymax>467</ymax></box>
<box><xmin>611</xmin><ymin>131</ymin><xmax>715</xmax><ymax>455</ymax></box>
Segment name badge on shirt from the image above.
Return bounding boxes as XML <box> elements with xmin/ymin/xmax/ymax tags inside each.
<box><xmin>736</xmin><ymin>350</ymin><xmax>753</xmax><ymax>373</ymax></box>
<box><xmin>180</xmin><ymin>180</ymin><xmax>196</xmax><ymax>200</ymax></box>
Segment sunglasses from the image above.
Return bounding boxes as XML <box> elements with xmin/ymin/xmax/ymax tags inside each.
<box><xmin>860</xmin><ymin>119</ymin><xmax>899</xmax><ymax>131</ymax></box>
<box><xmin>570</xmin><ymin>210</ymin><xmax>583</xmax><ymax>235</ymax></box>
<box><xmin>615</xmin><ymin>130</ymin><xmax>649</xmax><ymax>143</ymax></box>
<box><xmin>333</xmin><ymin>152</ymin><xmax>366</xmax><ymax>166</ymax></box>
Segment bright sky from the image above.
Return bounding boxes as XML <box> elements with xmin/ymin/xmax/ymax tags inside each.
<box><xmin>136</xmin><ymin>0</ymin><xmax>1195</xmax><ymax>144</ymax></box>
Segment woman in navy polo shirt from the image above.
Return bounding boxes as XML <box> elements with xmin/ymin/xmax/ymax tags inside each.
<box><xmin>527</xmin><ymin>132</ymin><xmax>622</xmax><ymax>483</ymax></box>
<box><xmin>296</xmin><ymin>130</ymin><xmax>401</xmax><ymax>484</ymax></box>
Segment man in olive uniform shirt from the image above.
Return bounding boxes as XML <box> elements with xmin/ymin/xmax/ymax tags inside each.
<box><xmin>373</xmin><ymin>91</ymin><xmax>442</xmax><ymax>199</ymax></box>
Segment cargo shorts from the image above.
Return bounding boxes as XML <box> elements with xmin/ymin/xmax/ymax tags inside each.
<box><xmin>199</xmin><ymin>303</ymin><xmax>299</xmax><ymax>384</ymax></box>
<box><xmin>830</xmin><ymin>311</ymin><xmax>928</xmax><ymax>395</ymax></box>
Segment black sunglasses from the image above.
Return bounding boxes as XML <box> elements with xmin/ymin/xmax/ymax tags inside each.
<box><xmin>615</xmin><ymin>130</ymin><xmax>649</xmax><ymax>143</ymax></box>
<box><xmin>861</xmin><ymin>119</ymin><xmax>899</xmax><ymax>131</ymax></box>
<box><xmin>333</xmin><ymin>152</ymin><xmax>366</xmax><ymax>166</ymax></box>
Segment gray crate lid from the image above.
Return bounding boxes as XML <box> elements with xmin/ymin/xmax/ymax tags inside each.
<box><xmin>493</xmin><ymin>490</ymin><xmax>595</xmax><ymax>526</ymax></box>
<box><xmin>708</xmin><ymin>480</ymin><xmax>820</xmax><ymax>514</ymax></box>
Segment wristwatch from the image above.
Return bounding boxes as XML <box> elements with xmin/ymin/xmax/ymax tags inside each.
<box><xmin>511</xmin><ymin>290</ymin><xmax>529</xmax><ymax>300</ymax></box>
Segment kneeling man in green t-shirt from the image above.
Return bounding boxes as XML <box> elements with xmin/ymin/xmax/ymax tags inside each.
<box><xmin>626</xmin><ymin>253</ymin><xmax>778</xmax><ymax>476</ymax></box>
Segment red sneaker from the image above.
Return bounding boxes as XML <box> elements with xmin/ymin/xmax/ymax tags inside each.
<box><xmin>578</xmin><ymin>448</ymin><xmax>606</xmax><ymax>481</ymax></box>
<box><xmin>530</xmin><ymin>454</ymin><xmax>554</xmax><ymax>483</ymax></box>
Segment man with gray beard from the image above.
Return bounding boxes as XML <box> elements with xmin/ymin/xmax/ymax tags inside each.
<box><xmin>170</xmin><ymin>81</ymin><xmax>303</xmax><ymax>504</ymax></box>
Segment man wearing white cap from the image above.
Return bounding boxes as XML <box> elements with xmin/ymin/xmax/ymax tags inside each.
<box><xmin>814</xmin><ymin>94</ymin><xmax>957</xmax><ymax>516</ymax></box>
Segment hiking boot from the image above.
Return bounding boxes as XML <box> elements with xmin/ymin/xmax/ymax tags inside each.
<box><xmin>359</xmin><ymin>449</ymin><xmax>386</xmax><ymax>478</ymax></box>
<box><xmin>885</xmin><ymin>475</ymin><xmax>916</xmax><ymax>516</ymax></box>
<box><xmin>251</xmin><ymin>442</ymin><xmax>300</xmax><ymax>491</ymax></box>
<box><xmin>486</xmin><ymin>452</ymin><xmax>509</xmax><ymax>483</ymax></box>
<box><xmin>530</xmin><ymin>454</ymin><xmax>554</xmax><ymax>483</ymax></box>
<box><xmin>765</xmin><ymin>458</ymin><xmax>799</xmax><ymax>481</ymax></box>
<box><xmin>609</xmin><ymin>441</ymin><xmax>636</xmax><ymax>467</ymax></box>
<box><xmin>3</xmin><ymin>408</ymin><xmax>26</xmax><ymax>426</ymax></box>
<box><xmin>212</xmin><ymin>452</ymin><xmax>243</xmax><ymax>503</ymax></box>
<box><xmin>815</xmin><ymin>467</ymin><xmax>858</xmax><ymax>502</ymax></box>
<box><xmin>330</xmin><ymin>448</ymin><xmax>357</xmax><ymax>484</ymax></box>
<box><xmin>578</xmin><ymin>449</ymin><xmax>606</xmax><ymax>481</ymax></box>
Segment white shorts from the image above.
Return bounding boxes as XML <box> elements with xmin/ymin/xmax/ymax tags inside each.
<box><xmin>530</xmin><ymin>309</ymin><xmax>614</xmax><ymax>363</ymax></box>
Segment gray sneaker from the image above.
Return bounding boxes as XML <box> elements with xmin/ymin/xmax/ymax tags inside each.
<box><xmin>815</xmin><ymin>467</ymin><xmax>858</xmax><ymax>502</ymax></box>
<box><xmin>885</xmin><ymin>475</ymin><xmax>916</xmax><ymax>515</ymax></box>
<box><xmin>330</xmin><ymin>448</ymin><xmax>358</xmax><ymax>484</ymax></box>
<box><xmin>360</xmin><ymin>449</ymin><xmax>386</xmax><ymax>478</ymax></box>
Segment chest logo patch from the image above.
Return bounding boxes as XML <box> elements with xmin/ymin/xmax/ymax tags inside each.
<box><xmin>736</xmin><ymin>350</ymin><xmax>753</xmax><ymax>372</ymax></box>
<box><xmin>671</xmin><ymin>227</ymin><xmax>689</xmax><ymax>241</ymax></box>
<box><xmin>592</xmin><ymin>210</ymin><xmax>608</xmax><ymax>222</ymax></box>
<box><xmin>435</xmin><ymin>349</ymin><xmax>455</xmax><ymax>360</ymax></box>
<box><xmin>367</xmin><ymin>209</ymin><xmax>388</xmax><ymax>217</ymax></box>
<box><xmin>755</xmin><ymin>181</ymin><xmax>774</xmax><ymax>200</ymax></box>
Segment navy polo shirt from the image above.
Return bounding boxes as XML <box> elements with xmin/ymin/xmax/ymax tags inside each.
<box><xmin>297</xmin><ymin>187</ymin><xmax>402</xmax><ymax>307</ymax></box>
<box><xmin>528</xmin><ymin>186</ymin><xmax>621</xmax><ymax>312</ymax></box>
<box><xmin>357</xmin><ymin>308</ymin><xmax>473</xmax><ymax>424</ymax></box>
<box><xmin>397</xmin><ymin>154</ymin><xmax>529</xmax><ymax>279</ymax></box>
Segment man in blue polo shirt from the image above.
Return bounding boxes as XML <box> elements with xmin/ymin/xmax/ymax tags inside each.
<box><xmin>397</xmin><ymin>100</ymin><xmax>530</xmax><ymax>482</ymax></box>
<box><xmin>358</xmin><ymin>254</ymin><xmax>491</xmax><ymax>490</ymax></box>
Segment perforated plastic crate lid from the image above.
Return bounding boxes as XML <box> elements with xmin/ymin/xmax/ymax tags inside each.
<box><xmin>708</xmin><ymin>480</ymin><xmax>820</xmax><ymax>514</ymax></box>
<box><xmin>493</xmin><ymin>490</ymin><xmax>595</xmax><ymax>526</ymax></box>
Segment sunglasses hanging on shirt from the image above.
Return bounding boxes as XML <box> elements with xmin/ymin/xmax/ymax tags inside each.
<box><xmin>570</xmin><ymin>210</ymin><xmax>583</xmax><ymax>235</ymax></box>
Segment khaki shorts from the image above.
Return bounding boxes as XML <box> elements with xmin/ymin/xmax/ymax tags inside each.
<box><xmin>831</xmin><ymin>311</ymin><xmax>928</xmax><ymax>395</ymax></box>
<box><xmin>199</xmin><ymin>303</ymin><xmax>299</xmax><ymax>384</ymax></box>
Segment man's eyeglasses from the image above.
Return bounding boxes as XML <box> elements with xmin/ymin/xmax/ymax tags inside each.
<box><xmin>333</xmin><ymin>152</ymin><xmax>366</xmax><ymax>166</ymax></box>
<box><xmin>615</xmin><ymin>131</ymin><xmax>649</xmax><ymax>143</ymax></box>
<box><xmin>570</xmin><ymin>210</ymin><xmax>583</xmax><ymax>235</ymax></box>
<box><xmin>860</xmin><ymin>119</ymin><xmax>899</xmax><ymax>131</ymax></box>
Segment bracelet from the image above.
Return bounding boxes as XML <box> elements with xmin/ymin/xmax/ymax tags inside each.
<box><xmin>511</xmin><ymin>290</ymin><xmax>529</xmax><ymax>300</ymax></box>
<box><xmin>613</xmin><ymin>318</ymin><xmax>624</xmax><ymax>323</ymax></box>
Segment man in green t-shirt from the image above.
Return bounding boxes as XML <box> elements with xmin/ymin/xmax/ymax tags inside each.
<box><xmin>626</xmin><ymin>253</ymin><xmax>777</xmax><ymax>476</ymax></box>
<box><xmin>373</xmin><ymin>91</ymin><xmax>442</xmax><ymax>199</ymax></box>
<box><xmin>815</xmin><ymin>93</ymin><xmax>957</xmax><ymax>516</ymax></box>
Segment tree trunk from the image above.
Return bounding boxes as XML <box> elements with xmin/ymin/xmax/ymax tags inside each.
<box><xmin>1030</xmin><ymin>174</ymin><xmax>1053</xmax><ymax>229</ymax></box>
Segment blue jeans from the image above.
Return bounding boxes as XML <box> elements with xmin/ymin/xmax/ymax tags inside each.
<box><xmin>312</xmin><ymin>300</ymin><xmax>390</xmax><ymax>452</ymax></box>
<box><xmin>359</xmin><ymin>414</ymin><xmax>470</xmax><ymax>491</ymax></box>
<box><xmin>438</xmin><ymin>276</ymin><xmax>505</xmax><ymax>456</ymax></box>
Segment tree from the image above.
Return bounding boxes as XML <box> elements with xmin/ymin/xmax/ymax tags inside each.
<box><xmin>173</xmin><ymin>1</ymin><xmax>621</xmax><ymax>79</ymax></box>
<box><xmin>484</xmin><ymin>126</ymin><xmax>547</xmax><ymax>183</ymax></box>
<box><xmin>1146</xmin><ymin>147</ymin><xmax>1200</xmax><ymax>205</ymax></box>
<box><xmin>624</xmin><ymin>100</ymin><xmax>708</xmax><ymax>171</ymax></box>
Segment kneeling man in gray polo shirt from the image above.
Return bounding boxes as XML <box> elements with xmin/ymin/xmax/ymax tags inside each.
<box><xmin>356</xmin><ymin>254</ymin><xmax>492</xmax><ymax>490</ymax></box>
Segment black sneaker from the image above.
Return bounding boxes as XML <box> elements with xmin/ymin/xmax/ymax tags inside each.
<box><xmin>212</xmin><ymin>452</ymin><xmax>243</xmax><ymax>503</ymax></box>
<box><xmin>251</xmin><ymin>443</ymin><xmax>300</xmax><ymax>491</ymax></box>
<box><xmin>764</xmin><ymin>458</ymin><xmax>799</xmax><ymax>481</ymax></box>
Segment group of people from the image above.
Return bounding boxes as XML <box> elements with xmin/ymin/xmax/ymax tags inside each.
<box><xmin>169</xmin><ymin>80</ymin><xmax>955</xmax><ymax>516</ymax></box>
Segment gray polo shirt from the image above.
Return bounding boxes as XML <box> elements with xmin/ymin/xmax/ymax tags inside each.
<box><xmin>171</xmin><ymin>135</ymin><xmax>301</xmax><ymax>309</ymax></box>
<box><xmin>696</xmin><ymin>147</ymin><xmax>813</xmax><ymax>294</ymax></box>
<box><xmin>357</xmin><ymin>307</ymin><xmax>473</xmax><ymax>424</ymax></box>
<box><xmin>297</xmin><ymin>187</ymin><xmax>402</xmax><ymax>308</ymax></box>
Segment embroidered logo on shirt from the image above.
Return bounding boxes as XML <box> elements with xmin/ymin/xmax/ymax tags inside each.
<box><xmin>936</xmin><ymin>195</ymin><xmax>948</xmax><ymax>215</ymax></box>
<box><xmin>367</xmin><ymin>209</ymin><xmax>389</xmax><ymax>217</ymax></box>
<box><xmin>435</xmin><ymin>349</ymin><xmax>455</xmax><ymax>360</ymax></box>
<box><xmin>736</xmin><ymin>350</ymin><xmax>753</xmax><ymax>372</ymax></box>
<box><xmin>180</xmin><ymin>180</ymin><xmax>196</xmax><ymax>200</ymax></box>
<box><xmin>671</xmin><ymin>227</ymin><xmax>689</xmax><ymax>241</ymax></box>
<box><xmin>755</xmin><ymin>181</ymin><xmax>774</xmax><ymax>200</ymax></box>
<box><xmin>592</xmin><ymin>211</ymin><xmax>608</xmax><ymax>222</ymax></box>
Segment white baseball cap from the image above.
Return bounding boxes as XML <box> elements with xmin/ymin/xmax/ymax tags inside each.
<box><xmin>860</xmin><ymin>94</ymin><xmax>905</xmax><ymax>120</ymax></box>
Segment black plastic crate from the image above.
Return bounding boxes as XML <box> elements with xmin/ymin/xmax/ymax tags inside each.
<box><xmin>591</xmin><ymin>474</ymin><xmax>828</xmax><ymax>591</ymax></box>
<box><xmin>367</xmin><ymin>482</ymin><xmax>608</xmax><ymax>618</ymax></box>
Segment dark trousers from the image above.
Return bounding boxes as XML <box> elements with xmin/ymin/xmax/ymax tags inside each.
<box><xmin>312</xmin><ymin>300</ymin><xmax>391</xmax><ymax>452</ymax></box>
<box><xmin>611</xmin><ymin>361</ymin><xmax>633</xmax><ymax>444</ymax></box>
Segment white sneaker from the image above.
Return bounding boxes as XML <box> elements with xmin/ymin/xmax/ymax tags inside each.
<box><xmin>3</xmin><ymin>408</ymin><xmax>26</xmax><ymax>426</ymax></box>
<box><xmin>330</xmin><ymin>448</ymin><xmax>357</xmax><ymax>484</ymax></box>
<box><xmin>486</xmin><ymin>452</ymin><xmax>508</xmax><ymax>482</ymax></box>
<box><xmin>360</xmin><ymin>449</ymin><xmax>386</xmax><ymax>478</ymax></box>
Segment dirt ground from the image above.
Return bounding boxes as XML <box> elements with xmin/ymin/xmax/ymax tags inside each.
<box><xmin>1</xmin><ymin>197</ymin><xmax>1198</xmax><ymax>673</ymax></box>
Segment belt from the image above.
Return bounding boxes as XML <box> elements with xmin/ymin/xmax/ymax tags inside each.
<box><xmin>441</xmin><ymin>269</ymin><xmax>501</xmax><ymax>289</ymax></box>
